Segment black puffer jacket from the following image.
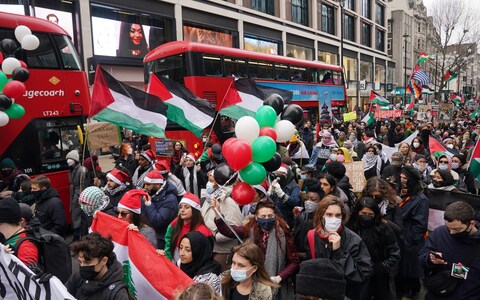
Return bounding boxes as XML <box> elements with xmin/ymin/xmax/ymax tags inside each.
<box><xmin>34</xmin><ymin>188</ymin><xmax>66</xmax><ymax>237</ymax></box>
<box><xmin>66</xmin><ymin>255</ymin><xmax>129</xmax><ymax>300</ymax></box>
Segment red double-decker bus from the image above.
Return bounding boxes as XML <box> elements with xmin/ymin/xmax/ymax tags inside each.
<box><xmin>0</xmin><ymin>12</ymin><xmax>90</xmax><ymax>222</ymax></box>
<box><xmin>144</xmin><ymin>41</ymin><xmax>346</xmax><ymax>153</ymax></box>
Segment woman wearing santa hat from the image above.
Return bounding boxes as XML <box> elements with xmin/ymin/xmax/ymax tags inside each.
<box><xmin>116</xmin><ymin>189</ymin><xmax>157</xmax><ymax>248</ymax></box>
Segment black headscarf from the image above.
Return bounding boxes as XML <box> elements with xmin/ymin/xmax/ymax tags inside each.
<box><xmin>179</xmin><ymin>231</ymin><xmax>220</xmax><ymax>278</ymax></box>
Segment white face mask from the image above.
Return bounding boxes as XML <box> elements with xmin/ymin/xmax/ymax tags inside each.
<box><xmin>413</xmin><ymin>142</ymin><xmax>420</xmax><ymax>148</ymax></box>
<box><xmin>127</xmin><ymin>148</ymin><xmax>133</xmax><ymax>155</ymax></box>
<box><xmin>446</xmin><ymin>144</ymin><xmax>454</xmax><ymax>149</ymax></box>
<box><xmin>438</xmin><ymin>164</ymin><xmax>448</xmax><ymax>171</ymax></box>
<box><xmin>67</xmin><ymin>159</ymin><xmax>75</xmax><ymax>167</ymax></box>
<box><xmin>323</xmin><ymin>217</ymin><xmax>342</xmax><ymax>232</ymax></box>
<box><xmin>451</xmin><ymin>162</ymin><xmax>460</xmax><ymax>170</ymax></box>
<box><xmin>304</xmin><ymin>201</ymin><xmax>319</xmax><ymax>214</ymax></box>
<box><xmin>329</xmin><ymin>154</ymin><xmax>337</xmax><ymax>161</ymax></box>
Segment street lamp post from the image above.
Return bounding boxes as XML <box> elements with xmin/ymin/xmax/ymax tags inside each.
<box><xmin>403</xmin><ymin>33</ymin><xmax>409</xmax><ymax>106</ymax></box>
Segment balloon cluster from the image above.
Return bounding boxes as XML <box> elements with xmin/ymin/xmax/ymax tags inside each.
<box><xmin>0</xmin><ymin>25</ymin><xmax>39</xmax><ymax>126</ymax></box>
<box><xmin>221</xmin><ymin>94</ymin><xmax>304</xmax><ymax>205</ymax></box>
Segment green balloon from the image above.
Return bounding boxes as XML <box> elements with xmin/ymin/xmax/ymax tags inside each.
<box><xmin>255</xmin><ymin>105</ymin><xmax>277</xmax><ymax>128</ymax></box>
<box><xmin>0</xmin><ymin>71</ymin><xmax>7</xmax><ymax>91</ymax></box>
<box><xmin>252</xmin><ymin>136</ymin><xmax>276</xmax><ymax>163</ymax></box>
<box><xmin>5</xmin><ymin>103</ymin><xmax>25</xmax><ymax>119</ymax></box>
<box><xmin>239</xmin><ymin>162</ymin><xmax>266</xmax><ymax>185</ymax></box>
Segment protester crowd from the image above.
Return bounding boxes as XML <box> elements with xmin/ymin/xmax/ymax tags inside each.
<box><xmin>0</xmin><ymin>111</ymin><xmax>479</xmax><ymax>300</ymax></box>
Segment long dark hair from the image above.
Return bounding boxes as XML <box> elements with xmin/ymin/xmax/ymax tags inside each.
<box><xmin>170</xmin><ymin>208</ymin><xmax>206</xmax><ymax>258</ymax></box>
<box><xmin>243</xmin><ymin>200</ymin><xmax>293</xmax><ymax>257</ymax></box>
<box><xmin>130</xmin><ymin>212</ymin><xmax>151</xmax><ymax>229</ymax></box>
<box><xmin>362</xmin><ymin>177</ymin><xmax>399</xmax><ymax>206</ymax></box>
<box><xmin>319</xmin><ymin>173</ymin><xmax>337</xmax><ymax>195</ymax></box>
<box><xmin>117</xmin><ymin>22</ymin><xmax>149</xmax><ymax>57</ymax></box>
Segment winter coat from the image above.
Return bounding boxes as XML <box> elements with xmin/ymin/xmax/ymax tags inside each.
<box><xmin>66</xmin><ymin>256</ymin><xmax>129</xmax><ymax>300</ymax></box>
<box><xmin>455</xmin><ymin>167</ymin><xmax>477</xmax><ymax>194</ymax></box>
<box><xmin>69</xmin><ymin>163</ymin><xmax>87</xmax><ymax>229</ymax></box>
<box><xmin>398</xmin><ymin>191</ymin><xmax>429</xmax><ymax>278</ymax></box>
<box><xmin>305</xmin><ymin>227</ymin><xmax>371</xmax><ymax>300</ymax></box>
<box><xmin>143</xmin><ymin>182</ymin><xmax>179</xmax><ymax>249</ymax></box>
<box><xmin>419</xmin><ymin>226</ymin><xmax>480</xmax><ymax>300</ymax></box>
<box><xmin>115</xmin><ymin>155</ymin><xmax>138</xmax><ymax>177</ymax></box>
<box><xmin>34</xmin><ymin>188</ymin><xmax>66</xmax><ymax>237</ymax></box>
<box><xmin>270</xmin><ymin>175</ymin><xmax>301</xmax><ymax>227</ymax></box>
<box><xmin>223</xmin><ymin>278</ymin><xmax>273</xmax><ymax>300</ymax></box>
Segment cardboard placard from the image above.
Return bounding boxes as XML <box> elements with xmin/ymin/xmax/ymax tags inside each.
<box><xmin>343</xmin><ymin>111</ymin><xmax>357</xmax><ymax>122</ymax></box>
<box><xmin>417</xmin><ymin>104</ymin><xmax>433</xmax><ymax>122</ymax></box>
<box><xmin>344</xmin><ymin>161</ymin><xmax>366</xmax><ymax>193</ymax></box>
<box><xmin>438</xmin><ymin>103</ymin><xmax>453</xmax><ymax>122</ymax></box>
<box><xmin>374</xmin><ymin>109</ymin><xmax>403</xmax><ymax>118</ymax></box>
<box><xmin>86</xmin><ymin>122</ymin><xmax>121</xmax><ymax>149</ymax></box>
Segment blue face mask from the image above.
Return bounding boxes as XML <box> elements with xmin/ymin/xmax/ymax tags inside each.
<box><xmin>206</xmin><ymin>181</ymin><xmax>215</xmax><ymax>195</ymax></box>
<box><xmin>230</xmin><ymin>266</ymin><xmax>255</xmax><ymax>282</ymax></box>
<box><xmin>257</xmin><ymin>218</ymin><xmax>275</xmax><ymax>231</ymax></box>
<box><xmin>300</xmin><ymin>174</ymin><xmax>307</xmax><ymax>180</ymax></box>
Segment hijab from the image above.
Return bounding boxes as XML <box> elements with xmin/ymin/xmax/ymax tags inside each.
<box><xmin>179</xmin><ymin>231</ymin><xmax>219</xmax><ymax>278</ymax></box>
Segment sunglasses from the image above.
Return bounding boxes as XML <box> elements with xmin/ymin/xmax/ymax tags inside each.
<box><xmin>116</xmin><ymin>210</ymin><xmax>131</xmax><ymax>217</ymax></box>
<box><xmin>439</xmin><ymin>161</ymin><xmax>448</xmax><ymax>164</ymax></box>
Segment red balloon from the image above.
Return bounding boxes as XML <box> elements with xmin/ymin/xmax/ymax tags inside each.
<box><xmin>231</xmin><ymin>182</ymin><xmax>256</xmax><ymax>205</ymax></box>
<box><xmin>225</xmin><ymin>139</ymin><xmax>252</xmax><ymax>171</ymax></box>
<box><xmin>19</xmin><ymin>60</ymin><xmax>27</xmax><ymax>69</ymax></box>
<box><xmin>0</xmin><ymin>52</ymin><xmax>3</xmax><ymax>65</ymax></box>
<box><xmin>2</xmin><ymin>80</ymin><xmax>26</xmax><ymax>99</ymax></box>
<box><xmin>259</xmin><ymin>127</ymin><xmax>277</xmax><ymax>142</ymax></box>
<box><xmin>222</xmin><ymin>138</ymin><xmax>238</xmax><ymax>162</ymax></box>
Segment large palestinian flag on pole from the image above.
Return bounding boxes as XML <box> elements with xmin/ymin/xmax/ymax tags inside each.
<box><xmin>369</xmin><ymin>90</ymin><xmax>389</xmax><ymax>106</ymax></box>
<box><xmin>147</xmin><ymin>73</ymin><xmax>215</xmax><ymax>137</ymax></box>
<box><xmin>91</xmin><ymin>212</ymin><xmax>194</xmax><ymax>300</ymax></box>
<box><xmin>219</xmin><ymin>78</ymin><xmax>266</xmax><ymax>119</ymax></box>
<box><xmin>468</xmin><ymin>139</ymin><xmax>480</xmax><ymax>181</ymax></box>
<box><xmin>90</xmin><ymin>66</ymin><xmax>168</xmax><ymax>138</ymax></box>
<box><xmin>428</xmin><ymin>136</ymin><xmax>455</xmax><ymax>158</ymax></box>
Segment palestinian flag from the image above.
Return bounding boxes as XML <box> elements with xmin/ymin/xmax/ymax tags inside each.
<box><xmin>471</xmin><ymin>109</ymin><xmax>480</xmax><ymax>119</ymax></box>
<box><xmin>219</xmin><ymin>78</ymin><xmax>265</xmax><ymax>119</ymax></box>
<box><xmin>361</xmin><ymin>103</ymin><xmax>374</xmax><ymax>126</ymax></box>
<box><xmin>90</xmin><ymin>66</ymin><xmax>167</xmax><ymax>138</ymax></box>
<box><xmin>421</xmin><ymin>85</ymin><xmax>434</xmax><ymax>95</ymax></box>
<box><xmin>428</xmin><ymin>136</ymin><xmax>454</xmax><ymax>158</ymax></box>
<box><xmin>416</xmin><ymin>51</ymin><xmax>434</xmax><ymax>65</ymax></box>
<box><xmin>405</xmin><ymin>97</ymin><xmax>415</xmax><ymax>113</ymax></box>
<box><xmin>147</xmin><ymin>74</ymin><xmax>214</xmax><ymax>137</ymax></box>
<box><xmin>370</xmin><ymin>90</ymin><xmax>389</xmax><ymax>106</ymax></box>
<box><xmin>450</xmin><ymin>93</ymin><xmax>461</xmax><ymax>106</ymax></box>
<box><xmin>91</xmin><ymin>212</ymin><xmax>194</xmax><ymax>299</ymax></box>
<box><xmin>443</xmin><ymin>70</ymin><xmax>458</xmax><ymax>83</ymax></box>
<box><xmin>468</xmin><ymin>139</ymin><xmax>480</xmax><ymax>181</ymax></box>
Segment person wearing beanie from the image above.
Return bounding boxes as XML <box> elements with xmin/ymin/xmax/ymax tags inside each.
<box><xmin>0</xmin><ymin>157</ymin><xmax>29</xmax><ymax>196</ymax></box>
<box><xmin>66</xmin><ymin>149</ymin><xmax>87</xmax><ymax>241</ymax></box>
<box><xmin>429</xmin><ymin>154</ymin><xmax>467</xmax><ymax>192</ymax></box>
<box><xmin>0</xmin><ymin>197</ymin><xmax>40</xmax><ymax>272</ymax></box>
<box><xmin>159</xmin><ymin>193</ymin><xmax>213</xmax><ymax>263</ymax></box>
<box><xmin>117</xmin><ymin>189</ymin><xmax>158</xmax><ymax>248</ymax></box>
<box><xmin>270</xmin><ymin>163</ymin><xmax>301</xmax><ymax>228</ymax></box>
<box><xmin>396</xmin><ymin>166</ymin><xmax>429</xmax><ymax>299</ymax></box>
<box><xmin>325</xmin><ymin>161</ymin><xmax>356</xmax><ymax>208</ymax></box>
<box><xmin>83</xmin><ymin>155</ymin><xmax>104</xmax><ymax>187</ymax></box>
<box><xmin>295</xmin><ymin>258</ymin><xmax>346</xmax><ymax>300</ymax></box>
<box><xmin>131</xmin><ymin>149</ymin><xmax>155</xmax><ymax>189</ymax></box>
<box><xmin>142</xmin><ymin>169</ymin><xmax>178</xmax><ymax>249</ymax></box>
<box><xmin>173</xmin><ymin>152</ymin><xmax>205</xmax><ymax>198</ymax></box>
<box><xmin>115</xmin><ymin>143</ymin><xmax>138</xmax><ymax>177</ymax></box>
<box><xmin>96</xmin><ymin>168</ymin><xmax>131</xmax><ymax>208</ymax></box>
<box><xmin>451</xmin><ymin>154</ymin><xmax>476</xmax><ymax>194</ymax></box>
<box><xmin>427</xmin><ymin>169</ymin><xmax>459</xmax><ymax>192</ymax></box>
<box><xmin>154</xmin><ymin>160</ymin><xmax>186</xmax><ymax>201</ymax></box>
<box><xmin>31</xmin><ymin>175</ymin><xmax>67</xmax><ymax>237</ymax></box>
<box><xmin>309</xmin><ymin>130</ymin><xmax>338</xmax><ymax>170</ymax></box>
<box><xmin>412</xmin><ymin>154</ymin><xmax>432</xmax><ymax>185</ymax></box>
<box><xmin>381</xmin><ymin>151</ymin><xmax>405</xmax><ymax>191</ymax></box>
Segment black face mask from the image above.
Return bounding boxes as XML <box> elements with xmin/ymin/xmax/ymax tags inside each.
<box><xmin>31</xmin><ymin>190</ymin><xmax>45</xmax><ymax>200</ymax></box>
<box><xmin>359</xmin><ymin>215</ymin><xmax>374</xmax><ymax>227</ymax></box>
<box><xmin>1</xmin><ymin>169</ymin><xmax>13</xmax><ymax>177</ymax></box>
<box><xmin>373</xmin><ymin>196</ymin><xmax>383</xmax><ymax>204</ymax></box>
<box><xmin>79</xmin><ymin>263</ymin><xmax>102</xmax><ymax>280</ymax></box>
<box><xmin>450</xmin><ymin>227</ymin><xmax>471</xmax><ymax>240</ymax></box>
<box><xmin>148</xmin><ymin>188</ymin><xmax>159</xmax><ymax>196</ymax></box>
<box><xmin>432</xmin><ymin>180</ymin><xmax>443</xmax><ymax>188</ymax></box>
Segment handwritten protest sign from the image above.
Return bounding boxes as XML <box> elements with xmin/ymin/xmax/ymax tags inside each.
<box><xmin>344</xmin><ymin>161</ymin><xmax>366</xmax><ymax>192</ymax></box>
<box><xmin>86</xmin><ymin>122</ymin><xmax>121</xmax><ymax>149</ymax></box>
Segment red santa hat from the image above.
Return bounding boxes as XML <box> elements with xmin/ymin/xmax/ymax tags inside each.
<box><xmin>154</xmin><ymin>160</ymin><xmax>170</xmax><ymax>175</ymax></box>
<box><xmin>179</xmin><ymin>192</ymin><xmax>201</xmax><ymax>211</ymax></box>
<box><xmin>144</xmin><ymin>170</ymin><xmax>164</xmax><ymax>184</ymax></box>
<box><xmin>118</xmin><ymin>189</ymin><xmax>148</xmax><ymax>214</ymax></box>
<box><xmin>107</xmin><ymin>169</ymin><xmax>130</xmax><ymax>186</ymax></box>
<box><xmin>253</xmin><ymin>180</ymin><xmax>270</xmax><ymax>197</ymax></box>
<box><xmin>140</xmin><ymin>150</ymin><xmax>156</xmax><ymax>163</ymax></box>
<box><xmin>186</xmin><ymin>152</ymin><xmax>197</xmax><ymax>162</ymax></box>
<box><xmin>276</xmin><ymin>163</ymin><xmax>288</xmax><ymax>174</ymax></box>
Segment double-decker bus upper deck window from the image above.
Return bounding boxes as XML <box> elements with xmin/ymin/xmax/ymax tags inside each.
<box><xmin>332</xmin><ymin>71</ymin><xmax>344</xmax><ymax>85</ymax></box>
<box><xmin>203</xmin><ymin>54</ymin><xmax>222</xmax><ymax>76</ymax></box>
<box><xmin>151</xmin><ymin>54</ymin><xmax>186</xmax><ymax>83</ymax></box>
<box><xmin>290</xmin><ymin>65</ymin><xmax>307</xmax><ymax>81</ymax></box>
<box><xmin>319</xmin><ymin>69</ymin><xmax>334</xmax><ymax>84</ymax></box>
<box><xmin>52</xmin><ymin>35</ymin><xmax>81</xmax><ymax>70</ymax></box>
<box><xmin>309</xmin><ymin>68</ymin><xmax>319</xmax><ymax>83</ymax></box>
<box><xmin>249</xmin><ymin>60</ymin><xmax>274</xmax><ymax>79</ymax></box>
<box><xmin>275</xmin><ymin>64</ymin><xmax>289</xmax><ymax>80</ymax></box>
<box><xmin>224</xmin><ymin>57</ymin><xmax>247</xmax><ymax>78</ymax></box>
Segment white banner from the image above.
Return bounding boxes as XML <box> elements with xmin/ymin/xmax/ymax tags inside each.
<box><xmin>0</xmin><ymin>244</ymin><xmax>75</xmax><ymax>299</ymax></box>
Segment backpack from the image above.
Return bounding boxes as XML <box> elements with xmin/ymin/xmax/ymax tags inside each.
<box><xmin>13</xmin><ymin>227</ymin><xmax>72</xmax><ymax>283</ymax></box>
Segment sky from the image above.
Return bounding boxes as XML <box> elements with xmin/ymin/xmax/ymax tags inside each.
<box><xmin>423</xmin><ymin>0</ymin><xmax>480</xmax><ymax>16</ymax></box>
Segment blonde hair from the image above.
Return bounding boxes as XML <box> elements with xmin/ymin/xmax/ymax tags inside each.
<box><xmin>175</xmin><ymin>283</ymin><xmax>223</xmax><ymax>300</ymax></box>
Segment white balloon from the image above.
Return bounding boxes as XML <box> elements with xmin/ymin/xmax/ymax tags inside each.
<box><xmin>1</xmin><ymin>57</ymin><xmax>21</xmax><ymax>75</ymax></box>
<box><xmin>274</xmin><ymin>120</ymin><xmax>295</xmax><ymax>143</ymax></box>
<box><xmin>14</xmin><ymin>25</ymin><xmax>32</xmax><ymax>43</ymax></box>
<box><xmin>21</xmin><ymin>34</ymin><xmax>40</xmax><ymax>51</ymax></box>
<box><xmin>235</xmin><ymin>116</ymin><xmax>260</xmax><ymax>144</ymax></box>
<box><xmin>0</xmin><ymin>111</ymin><xmax>9</xmax><ymax>127</ymax></box>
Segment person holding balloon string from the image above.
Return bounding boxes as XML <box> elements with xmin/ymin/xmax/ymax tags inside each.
<box><xmin>212</xmin><ymin>198</ymin><xmax>299</xmax><ymax>299</ymax></box>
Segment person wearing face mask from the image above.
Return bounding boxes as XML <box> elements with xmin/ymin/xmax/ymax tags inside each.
<box><xmin>269</xmin><ymin>164</ymin><xmax>301</xmax><ymax>227</ymax></box>
<box><xmin>214</xmin><ymin>200</ymin><xmax>300</xmax><ymax>299</ymax></box>
<box><xmin>429</xmin><ymin>154</ymin><xmax>468</xmax><ymax>192</ymax></box>
<box><xmin>381</xmin><ymin>151</ymin><xmax>405</xmax><ymax>191</ymax></box>
<box><xmin>0</xmin><ymin>158</ymin><xmax>29</xmax><ymax>197</ymax></box>
<box><xmin>66</xmin><ymin>233</ymin><xmax>130</xmax><ymax>300</ymax></box>
<box><xmin>451</xmin><ymin>154</ymin><xmax>476</xmax><ymax>194</ymax></box>
<box><xmin>427</xmin><ymin>169</ymin><xmax>459</xmax><ymax>192</ymax></box>
<box><xmin>222</xmin><ymin>242</ymin><xmax>278</xmax><ymax>300</ymax></box>
<box><xmin>305</xmin><ymin>195</ymin><xmax>371</xmax><ymax>300</ymax></box>
<box><xmin>115</xmin><ymin>143</ymin><xmax>138</xmax><ymax>177</ymax></box>
<box><xmin>410</xmin><ymin>137</ymin><xmax>429</xmax><ymax>160</ymax></box>
<box><xmin>309</xmin><ymin>130</ymin><xmax>338</xmax><ymax>170</ymax></box>
<box><xmin>419</xmin><ymin>201</ymin><xmax>480</xmax><ymax>299</ymax></box>
<box><xmin>342</xmin><ymin>140</ymin><xmax>359</xmax><ymax>161</ymax></box>
<box><xmin>362</xmin><ymin>146</ymin><xmax>383</xmax><ymax>180</ymax></box>
<box><xmin>347</xmin><ymin>197</ymin><xmax>400</xmax><ymax>300</ymax></box>
<box><xmin>442</xmin><ymin>137</ymin><xmax>459</xmax><ymax>155</ymax></box>
<box><xmin>412</xmin><ymin>154</ymin><xmax>432</xmax><ymax>185</ymax></box>
<box><xmin>395</xmin><ymin>166</ymin><xmax>429</xmax><ymax>300</ymax></box>
<box><xmin>141</xmin><ymin>170</ymin><xmax>178</xmax><ymax>249</ymax></box>
<box><xmin>66</xmin><ymin>150</ymin><xmax>87</xmax><ymax>241</ymax></box>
